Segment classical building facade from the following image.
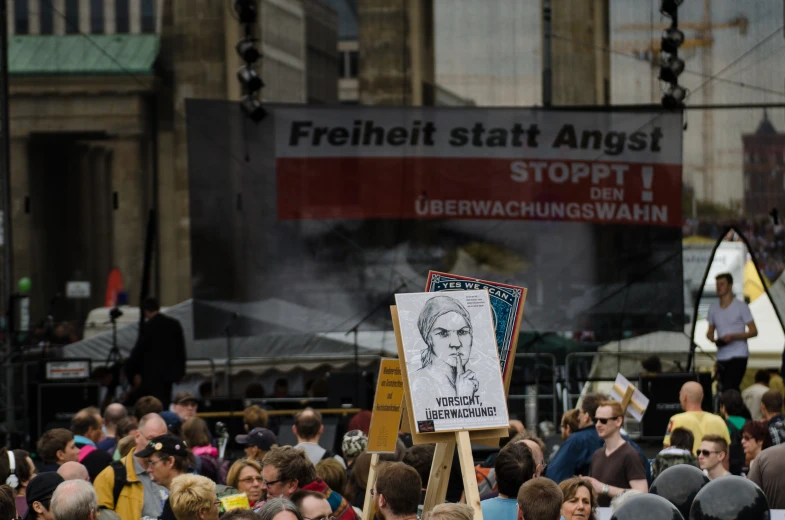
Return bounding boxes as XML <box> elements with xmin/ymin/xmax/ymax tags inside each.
<box><xmin>7</xmin><ymin>0</ymin><xmax>336</xmax><ymax>322</ymax></box>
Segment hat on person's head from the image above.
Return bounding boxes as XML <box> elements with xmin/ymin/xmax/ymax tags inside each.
<box><xmin>78</xmin><ymin>445</ymin><xmax>96</xmax><ymax>463</ymax></box>
<box><xmin>82</xmin><ymin>449</ymin><xmax>113</xmax><ymax>483</ymax></box>
<box><xmin>136</xmin><ymin>434</ymin><xmax>190</xmax><ymax>459</ymax></box>
<box><xmin>23</xmin><ymin>472</ymin><xmax>64</xmax><ymax>519</ymax></box>
<box><xmin>235</xmin><ymin>428</ymin><xmax>277</xmax><ymax>450</ymax></box>
<box><xmin>159</xmin><ymin>410</ymin><xmax>182</xmax><ymax>431</ymax></box>
<box><xmin>174</xmin><ymin>392</ymin><xmax>199</xmax><ymax>406</ymax></box>
<box><xmin>342</xmin><ymin>429</ymin><xmax>368</xmax><ymax>459</ymax></box>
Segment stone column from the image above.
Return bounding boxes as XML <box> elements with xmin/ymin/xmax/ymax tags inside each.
<box><xmin>105</xmin><ymin>0</ymin><xmax>116</xmax><ymax>34</ymax></box>
<box><xmin>130</xmin><ymin>0</ymin><xmax>141</xmax><ymax>33</ymax></box>
<box><xmin>79</xmin><ymin>0</ymin><xmax>90</xmax><ymax>33</ymax></box>
<box><xmin>155</xmin><ymin>0</ymin><xmax>229</xmax><ymax>305</ymax></box>
<box><xmin>109</xmin><ymin>138</ymin><xmax>144</xmax><ymax>305</ymax></box>
<box><xmin>53</xmin><ymin>0</ymin><xmax>65</xmax><ymax>34</ymax></box>
<box><xmin>358</xmin><ymin>0</ymin><xmax>435</xmax><ymax>106</ymax></box>
<box><xmin>548</xmin><ymin>0</ymin><xmax>610</xmax><ymax>105</ymax></box>
<box><xmin>9</xmin><ymin>137</ymin><xmax>30</xmax><ymax>290</ymax></box>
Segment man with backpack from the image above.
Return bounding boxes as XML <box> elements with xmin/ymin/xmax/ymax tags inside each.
<box><xmin>293</xmin><ymin>408</ymin><xmax>346</xmax><ymax>468</ymax></box>
<box><xmin>93</xmin><ymin>413</ymin><xmax>168</xmax><ymax>519</ymax></box>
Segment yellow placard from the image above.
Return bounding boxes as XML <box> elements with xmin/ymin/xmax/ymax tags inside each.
<box><xmin>367</xmin><ymin>358</ymin><xmax>405</xmax><ymax>453</ymax></box>
<box><xmin>220</xmin><ymin>493</ymin><xmax>251</xmax><ymax>512</ymax></box>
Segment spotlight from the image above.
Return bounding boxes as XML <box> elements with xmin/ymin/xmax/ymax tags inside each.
<box><xmin>236</xmin><ymin>39</ymin><xmax>261</xmax><ymax>64</ymax></box>
<box><xmin>659</xmin><ymin>55</ymin><xmax>685</xmax><ymax>83</ymax></box>
<box><xmin>662</xmin><ymin>85</ymin><xmax>687</xmax><ymax>108</ymax></box>
<box><xmin>241</xmin><ymin>96</ymin><xmax>268</xmax><ymax>123</ymax></box>
<box><xmin>660</xmin><ymin>0</ymin><xmax>684</xmax><ymax>18</ymax></box>
<box><xmin>237</xmin><ymin>66</ymin><xmax>264</xmax><ymax>93</ymax></box>
<box><xmin>661</xmin><ymin>26</ymin><xmax>685</xmax><ymax>54</ymax></box>
<box><xmin>234</xmin><ymin>0</ymin><xmax>257</xmax><ymax>25</ymax></box>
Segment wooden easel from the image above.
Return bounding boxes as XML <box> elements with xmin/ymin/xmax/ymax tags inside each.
<box><xmin>361</xmin><ymin>300</ymin><xmax>514</xmax><ymax>520</ymax></box>
<box><xmin>393</xmin><ymin>305</ymin><xmax>506</xmax><ymax>520</ymax></box>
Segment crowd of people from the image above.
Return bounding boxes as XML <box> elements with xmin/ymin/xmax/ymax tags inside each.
<box><xmin>683</xmin><ymin>216</ymin><xmax>785</xmax><ymax>281</ymax></box>
<box><xmin>0</xmin><ymin>368</ymin><xmax>779</xmax><ymax>520</ymax></box>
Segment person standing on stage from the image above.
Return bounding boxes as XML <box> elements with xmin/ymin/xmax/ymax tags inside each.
<box><xmin>125</xmin><ymin>298</ymin><xmax>187</xmax><ymax>408</ymax></box>
<box><xmin>706</xmin><ymin>273</ymin><xmax>757</xmax><ymax>392</ymax></box>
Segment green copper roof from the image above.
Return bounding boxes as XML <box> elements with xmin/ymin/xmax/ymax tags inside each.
<box><xmin>9</xmin><ymin>34</ymin><xmax>159</xmax><ymax>76</ymax></box>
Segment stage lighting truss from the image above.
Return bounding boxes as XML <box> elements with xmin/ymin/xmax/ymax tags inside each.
<box><xmin>234</xmin><ymin>0</ymin><xmax>257</xmax><ymax>25</ymax></box>
<box><xmin>241</xmin><ymin>95</ymin><xmax>268</xmax><ymax>122</ymax></box>
<box><xmin>236</xmin><ymin>39</ymin><xmax>261</xmax><ymax>64</ymax></box>
<box><xmin>237</xmin><ymin>66</ymin><xmax>264</xmax><ymax>94</ymax></box>
<box><xmin>662</xmin><ymin>84</ymin><xmax>687</xmax><ymax>109</ymax></box>
<box><xmin>659</xmin><ymin>54</ymin><xmax>685</xmax><ymax>83</ymax></box>
<box><xmin>660</xmin><ymin>0</ymin><xmax>684</xmax><ymax>18</ymax></box>
<box><xmin>661</xmin><ymin>26</ymin><xmax>684</xmax><ymax>55</ymax></box>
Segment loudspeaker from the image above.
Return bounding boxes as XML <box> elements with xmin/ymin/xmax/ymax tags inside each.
<box><xmin>638</xmin><ymin>372</ymin><xmax>713</xmax><ymax>440</ymax></box>
<box><xmin>33</xmin><ymin>383</ymin><xmax>100</xmax><ymax>438</ymax></box>
<box><xmin>327</xmin><ymin>372</ymin><xmax>375</xmax><ymax>410</ymax></box>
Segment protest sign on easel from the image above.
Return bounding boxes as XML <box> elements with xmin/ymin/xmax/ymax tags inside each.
<box><xmin>361</xmin><ymin>359</ymin><xmax>405</xmax><ymax>520</ymax></box>
<box><xmin>391</xmin><ymin>290</ymin><xmax>511</xmax><ymax>520</ymax></box>
<box><xmin>609</xmin><ymin>374</ymin><xmax>649</xmax><ymax>420</ymax></box>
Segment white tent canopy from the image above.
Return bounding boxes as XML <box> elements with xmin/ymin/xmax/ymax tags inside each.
<box><xmin>65</xmin><ymin>299</ymin><xmax>399</xmax><ymax>375</ymax></box>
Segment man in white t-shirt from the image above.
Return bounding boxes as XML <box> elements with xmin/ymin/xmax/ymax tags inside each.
<box><xmin>706</xmin><ymin>272</ymin><xmax>757</xmax><ymax>392</ymax></box>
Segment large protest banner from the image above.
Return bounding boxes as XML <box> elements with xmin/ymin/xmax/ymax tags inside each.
<box><xmin>186</xmin><ymin>101</ymin><xmax>683</xmax><ymax>342</ymax></box>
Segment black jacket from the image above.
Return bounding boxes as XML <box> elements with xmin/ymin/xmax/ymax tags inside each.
<box><xmin>126</xmin><ymin>313</ymin><xmax>187</xmax><ymax>384</ymax></box>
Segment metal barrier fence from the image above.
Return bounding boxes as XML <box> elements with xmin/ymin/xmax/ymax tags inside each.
<box><xmin>508</xmin><ymin>352</ymin><xmax>558</xmax><ymax>430</ymax></box>
<box><xmin>562</xmin><ymin>349</ymin><xmax>715</xmax><ymax>410</ymax></box>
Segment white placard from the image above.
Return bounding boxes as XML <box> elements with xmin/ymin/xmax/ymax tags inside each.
<box><xmin>46</xmin><ymin>361</ymin><xmax>90</xmax><ymax>380</ymax></box>
<box><xmin>609</xmin><ymin>373</ymin><xmax>650</xmax><ymax>422</ymax></box>
<box><xmin>66</xmin><ymin>281</ymin><xmax>91</xmax><ymax>299</ymax></box>
<box><xmin>394</xmin><ymin>290</ymin><xmax>509</xmax><ymax>433</ymax></box>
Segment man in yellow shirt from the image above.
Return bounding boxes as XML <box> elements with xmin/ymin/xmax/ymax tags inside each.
<box><xmin>663</xmin><ymin>382</ymin><xmax>730</xmax><ymax>453</ymax></box>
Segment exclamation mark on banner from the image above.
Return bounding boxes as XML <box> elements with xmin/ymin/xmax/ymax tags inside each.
<box><xmin>641</xmin><ymin>166</ymin><xmax>653</xmax><ymax>203</ymax></box>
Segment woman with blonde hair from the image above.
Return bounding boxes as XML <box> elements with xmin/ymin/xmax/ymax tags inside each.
<box><xmin>559</xmin><ymin>477</ymin><xmax>597</xmax><ymax>520</ymax></box>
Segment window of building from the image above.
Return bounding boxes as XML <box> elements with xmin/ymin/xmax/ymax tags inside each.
<box><xmin>65</xmin><ymin>0</ymin><xmax>79</xmax><ymax>33</ymax></box>
<box><xmin>91</xmin><ymin>0</ymin><xmax>104</xmax><ymax>33</ymax></box>
<box><xmin>40</xmin><ymin>0</ymin><xmax>54</xmax><ymax>34</ymax></box>
<box><xmin>141</xmin><ymin>0</ymin><xmax>155</xmax><ymax>32</ymax></box>
<box><xmin>348</xmin><ymin>50</ymin><xmax>358</xmax><ymax>78</ymax></box>
<box><xmin>14</xmin><ymin>0</ymin><xmax>28</xmax><ymax>34</ymax></box>
<box><xmin>116</xmin><ymin>0</ymin><xmax>130</xmax><ymax>33</ymax></box>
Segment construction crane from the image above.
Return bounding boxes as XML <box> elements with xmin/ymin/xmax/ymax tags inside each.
<box><xmin>613</xmin><ymin>4</ymin><xmax>749</xmax><ymax>204</ymax></box>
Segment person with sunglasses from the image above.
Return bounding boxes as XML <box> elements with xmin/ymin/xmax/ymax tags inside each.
<box><xmin>581</xmin><ymin>400</ymin><xmax>647</xmax><ymax>507</ymax></box>
<box><xmin>134</xmin><ymin>434</ymin><xmax>194</xmax><ymax>520</ymax></box>
<box><xmin>697</xmin><ymin>435</ymin><xmax>729</xmax><ymax>480</ymax></box>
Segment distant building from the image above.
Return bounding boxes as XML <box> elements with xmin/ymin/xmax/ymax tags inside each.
<box><xmin>743</xmin><ymin>111</ymin><xmax>785</xmax><ymax>216</ymax></box>
<box><xmin>6</xmin><ymin>0</ymin><xmax>336</xmax><ymax>321</ymax></box>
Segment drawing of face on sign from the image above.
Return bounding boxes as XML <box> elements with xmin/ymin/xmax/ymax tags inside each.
<box><xmin>418</xmin><ymin>296</ymin><xmax>479</xmax><ymax>398</ymax></box>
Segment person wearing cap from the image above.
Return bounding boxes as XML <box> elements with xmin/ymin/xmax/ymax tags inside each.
<box><xmin>159</xmin><ymin>411</ymin><xmax>183</xmax><ymax>437</ymax></box>
<box><xmin>93</xmin><ymin>413</ymin><xmax>168</xmax><ymax>519</ymax></box>
<box><xmin>341</xmin><ymin>430</ymin><xmax>368</xmax><ymax>471</ymax></box>
<box><xmin>23</xmin><ymin>472</ymin><xmax>64</xmax><ymax>520</ymax></box>
<box><xmin>136</xmin><ymin>434</ymin><xmax>194</xmax><ymax>520</ymax></box>
<box><xmin>172</xmin><ymin>393</ymin><xmax>199</xmax><ymax>422</ymax></box>
<box><xmin>125</xmin><ymin>297</ymin><xmax>187</xmax><ymax>409</ymax></box>
<box><xmin>236</xmin><ymin>428</ymin><xmax>278</xmax><ymax>463</ymax></box>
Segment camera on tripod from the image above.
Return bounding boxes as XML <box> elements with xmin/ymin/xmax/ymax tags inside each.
<box><xmin>109</xmin><ymin>307</ymin><xmax>123</xmax><ymax>322</ymax></box>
